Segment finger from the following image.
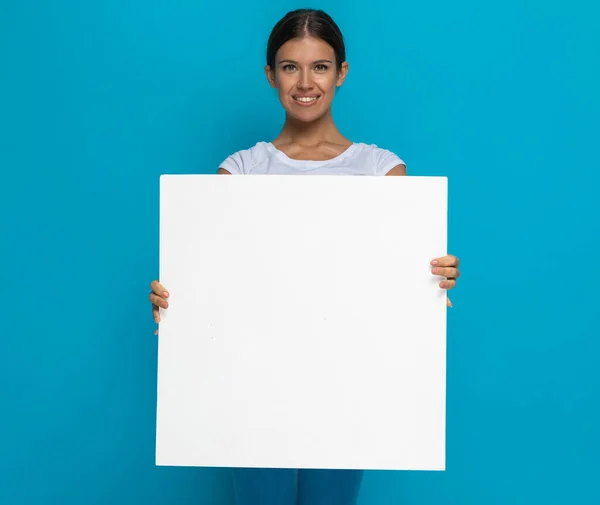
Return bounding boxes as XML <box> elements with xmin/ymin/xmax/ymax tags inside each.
<box><xmin>152</xmin><ymin>305</ymin><xmax>161</xmax><ymax>323</ymax></box>
<box><xmin>439</xmin><ymin>279</ymin><xmax>457</xmax><ymax>290</ymax></box>
<box><xmin>149</xmin><ymin>292</ymin><xmax>169</xmax><ymax>309</ymax></box>
<box><xmin>430</xmin><ymin>255</ymin><xmax>459</xmax><ymax>267</ymax></box>
<box><xmin>431</xmin><ymin>267</ymin><xmax>460</xmax><ymax>279</ymax></box>
<box><xmin>150</xmin><ymin>280</ymin><xmax>170</xmax><ymax>298</ymax></box>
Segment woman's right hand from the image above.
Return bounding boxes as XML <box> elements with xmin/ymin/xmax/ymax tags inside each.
<box><xmin>150</xmin><ymin>280</ymin><xmax>169</xmax><ymax>335</ymax></box>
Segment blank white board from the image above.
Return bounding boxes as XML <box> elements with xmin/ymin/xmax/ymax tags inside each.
<box><xmin>156</xmin><ymin>174</ymin><xmax>447</xmax><ymax>471</ymax></box>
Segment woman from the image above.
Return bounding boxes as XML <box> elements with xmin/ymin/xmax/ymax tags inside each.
<box><xmin>149</xmin><ymin>8</ymin><xmax>460</xmax><ymax>505</ymax></box>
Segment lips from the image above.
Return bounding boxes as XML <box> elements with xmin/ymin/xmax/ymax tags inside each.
<box><xmin>292</xmin><ymin>95</ymin><xmax>321</xmax><ymax>105</ymax></box>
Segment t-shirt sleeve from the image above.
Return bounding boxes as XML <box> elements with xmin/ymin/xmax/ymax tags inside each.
<box><xmin>219</xmin><ymin>148</ymin><xmax>254</xmax><ymax>175</ymax></box>
<box><xmin>373</xmin><ymin>147</ymin><xmax>406</xmax><ymax>176</ymax></box>
<box><xmin>219</xmin><ymin>150</ymin><xmax>243</xmax><ymax>174</ymax></box>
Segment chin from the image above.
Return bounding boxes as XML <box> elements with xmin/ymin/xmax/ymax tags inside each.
<box><xmin>285</xmin><ymin>105</ymin><xmax>331</xmax><ymax>123</ymax></box>
<box><xmin>289</xmin><ymin>112</ymin><xmax>322</xmax><ymax>123</ymax></box>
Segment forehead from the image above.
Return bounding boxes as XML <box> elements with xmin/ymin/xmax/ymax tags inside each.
<box><xmin>276</xmin><ymin>36</ymin><xmax>335</xmax><ymax>62</ymax></box>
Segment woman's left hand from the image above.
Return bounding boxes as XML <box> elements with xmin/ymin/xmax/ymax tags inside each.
<box><xmin>430</xmin><ymin>255</ymin><xmax>460</xmax><ymax>307</ymax></box>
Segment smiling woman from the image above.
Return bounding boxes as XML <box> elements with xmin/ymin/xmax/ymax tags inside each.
<box><xmin>148</xmin><ymin>7</ymin><xmax>460</xmax><ymax>505</ymax></box>
<box><xmin>265</xmin><ymin>11</ymin><xmax>348</xmax><ymax>123</ymax></box>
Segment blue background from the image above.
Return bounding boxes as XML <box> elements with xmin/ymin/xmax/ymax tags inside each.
<box><xmin>1</xmin><ymin>1</ymin><xmax>598</xmax><ymax>504</ymax></box>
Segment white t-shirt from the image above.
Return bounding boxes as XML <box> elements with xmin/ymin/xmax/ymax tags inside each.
<box><xmin>219</xmin><ymin>141</ymin><xmax>405</xmax><ymax>176</ymax></box>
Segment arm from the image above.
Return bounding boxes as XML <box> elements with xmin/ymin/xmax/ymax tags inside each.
<box><xmin>217</xmin><ymin>168</ymin><xmax>232</xmax><ymax>175</ymax></box>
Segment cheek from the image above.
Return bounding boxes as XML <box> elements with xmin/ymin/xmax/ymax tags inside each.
<box><xmin>316</xmin><ymin>73</ymin><xmax>338</xmax><ymax>92</ymax></box>
<box><xmin>274</xmin><ymin>73</ymin><xmax>294</xmax><ymax>90</ymax></box>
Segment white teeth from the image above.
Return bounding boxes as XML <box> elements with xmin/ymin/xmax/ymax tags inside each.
<box><xmin>294</xmin><ymin>96</ymin><xmax>318</xmax><ymax>102</ymax></box>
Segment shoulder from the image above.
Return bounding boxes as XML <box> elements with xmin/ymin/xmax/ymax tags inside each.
<box><xmin>218</xmin><ymin>142</ymin><xmax>271</xmax><ymax>174</ymax></box>
<box><xmin>353</xmin><ymin>143</ymin><xmax>407</xmax><ymax>176</ymax></box>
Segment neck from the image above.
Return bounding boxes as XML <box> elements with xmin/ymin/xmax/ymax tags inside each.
<box><xmin>274</xmin><ymin>108</ymin><xmax>346</xmax><ymax>146</ymax></box>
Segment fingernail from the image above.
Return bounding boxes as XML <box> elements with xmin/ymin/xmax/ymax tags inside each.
<box><xmin>164</xmin><ymin>291</ymin><xmax>169</xmax><ymax>298</ymax></box>
<box><xmin>431</xmin><ymin>260</ymin><xmax>439</xmax><ymax>265</ymax></box>
<box><xmin>162</xmin><ymin>302</ymin><xmax>168</xmax><ymax>309</ymax></box>
<box><xmin>432</xmin><ymin>268</ymin><xmax>438</xmax><ymax>274</ymax></box>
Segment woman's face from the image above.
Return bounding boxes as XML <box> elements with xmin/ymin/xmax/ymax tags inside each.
<box><xmin>266</xmin><ymin>36</ymin><xmax>348</xmax><ymax>122</ymax></box>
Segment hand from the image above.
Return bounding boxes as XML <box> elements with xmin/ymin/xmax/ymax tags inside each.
<box><xmin>149</xmin><ymin>280</ymin><xmax>170</xmax><ymax>335</ymax></box>
<box><xmin>430</xmin><ymin>255</ymin><xmax>460</xmax><ymax>307</ymax></box>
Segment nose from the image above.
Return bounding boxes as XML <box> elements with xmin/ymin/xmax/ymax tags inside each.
<box><xmin>297</xmin><ymin>69</ymin><xmax>314</xmax><ymax>90</ymax></box>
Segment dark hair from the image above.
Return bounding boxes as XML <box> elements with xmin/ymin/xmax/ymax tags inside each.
<box><xmin>266</xmin><ymin>9</ymin><xmax>346</xmax><ymax>71</ymax></box>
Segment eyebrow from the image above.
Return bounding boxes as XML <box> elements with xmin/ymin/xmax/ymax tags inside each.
<box><xmin>278</xmin><ymin>59</ymin><xmax>333</xmax><ymax>65</ymax></box>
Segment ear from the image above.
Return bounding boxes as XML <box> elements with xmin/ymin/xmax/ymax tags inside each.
<box><xmin>336</xmin><ymin>61</ymin><xmax>349</xmax><ymax>88</ymax></box>
<box><xmin>265</xmin><ymin>65</ymin><xmax>277</xmax><ymax>88</ymax></box>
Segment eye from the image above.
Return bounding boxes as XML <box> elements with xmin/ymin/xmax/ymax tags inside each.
<box><xmin>315</xmin><ymin>64</ymin><xmax>329</xmax><ymax>72</ymax></box>
<box><xmin>282</xmin><ymin>64</ymin><xmax>297</xmax><ymax>72</ymax></box>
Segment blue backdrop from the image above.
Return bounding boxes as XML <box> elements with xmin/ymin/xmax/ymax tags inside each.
<box><xmin>1</xmin><ymin>1</ymin><xmax>598</xmax><ymax>504</ymax></box>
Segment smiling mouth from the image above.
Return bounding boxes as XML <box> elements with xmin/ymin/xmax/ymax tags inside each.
<box><xmin>292</xmin><ymin>95</ymin><xmax>320</xmax><ymax>105</ymax></box>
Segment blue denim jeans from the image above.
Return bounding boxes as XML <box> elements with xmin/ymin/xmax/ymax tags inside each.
<box><xmin>232</xmin><ymin>468</ymin><xmax>364</xmax><ymax>505</ymax></box>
